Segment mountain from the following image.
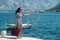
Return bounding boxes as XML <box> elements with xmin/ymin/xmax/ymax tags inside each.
<box><xmin>44</xmin><ymin>3</ymin><xmax>60</xmax><ymax>12</ymax></box>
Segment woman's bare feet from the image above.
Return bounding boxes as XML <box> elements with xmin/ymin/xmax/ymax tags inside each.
<box><xmin>17</xmin><ymin>36</ymin><xmax>21</xmax><ymax>39</ymax></box>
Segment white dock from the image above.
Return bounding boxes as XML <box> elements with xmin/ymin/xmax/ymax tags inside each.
<box><xmin>0</xmin><ymin>36</ymin><xmax>43</xmax><ymax>40</ymax></box>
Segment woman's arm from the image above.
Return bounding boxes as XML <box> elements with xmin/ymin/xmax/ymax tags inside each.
<box><xmin>23</xmin><ymin>13</ymin><xmax>32</xmax><ymax>16</ymax></box>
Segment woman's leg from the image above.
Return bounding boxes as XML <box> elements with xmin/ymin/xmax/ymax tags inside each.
<box><xmin>17</xmin><ymin>24</ymin><xmax>22</xmax><ymax>38</ymax></box>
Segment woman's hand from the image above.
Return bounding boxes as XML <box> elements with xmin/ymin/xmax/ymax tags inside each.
<box><xmin>15</xmin><ymin>23</ymin><xmax>18</xmax><ymax>26</ymax></box>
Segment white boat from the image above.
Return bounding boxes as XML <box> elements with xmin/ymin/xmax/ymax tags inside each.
<box><xmin>5</xmin><ymin>23</ymin><xmax>31</xmax><ymax>29</ymax></box>
<box><xmin>0</xmin><ymin>31</ymin><xmax>43</xmax><ymax>40</ymax></box>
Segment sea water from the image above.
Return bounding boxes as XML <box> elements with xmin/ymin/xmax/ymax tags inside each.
<box><xmin>0</xmin><ymin>11</ymin><xmax>60</xmax><ymax>40</ymax></box>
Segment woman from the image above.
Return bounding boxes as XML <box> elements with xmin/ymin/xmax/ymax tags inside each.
<box><xmin>15</xmin><ymin>7</ymin><xmax>31</xmax><ymax>38</ymax></box>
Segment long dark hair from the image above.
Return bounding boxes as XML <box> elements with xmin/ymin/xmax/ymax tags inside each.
<box><xmin>16</xmin><ymin>7</ymin><xmax>22</xmax><ymax>14</ymax></box>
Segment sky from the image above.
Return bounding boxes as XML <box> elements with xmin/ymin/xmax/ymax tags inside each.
<box><xmin>0</xmin><ymin>0</ymin><xmax>60</xmax><ymax>11</ymax></box>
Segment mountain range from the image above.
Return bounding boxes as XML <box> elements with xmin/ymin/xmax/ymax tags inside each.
<box><xmin>44</xmin><ymin>3</ymin><xmax>60</xmax><ymax>12</ymax></box>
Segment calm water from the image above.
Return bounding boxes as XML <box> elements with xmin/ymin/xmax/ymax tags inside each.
<box><xmin>0</xmin><ymin>12</ymin><xmax>60</xmax><ymax>40</ymax></box>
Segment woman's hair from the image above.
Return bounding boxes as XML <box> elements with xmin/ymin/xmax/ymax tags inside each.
<box><xmin>16</xmin><ymin>7</ymin><xmax>22</xmax><ymax>14</ymax></box>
